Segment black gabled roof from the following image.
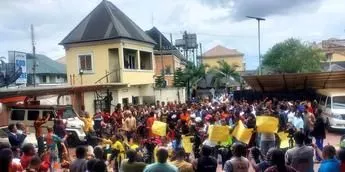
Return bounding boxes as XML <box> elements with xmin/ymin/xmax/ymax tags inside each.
<box><xmin>145</xmin><ymin>27</ymin><xmax>187</xmax><ymax>61</ymax></box>
<box><xmin>60</xmin><ymin>0</ymin><xmax>155</xmax><ymax>45</ymax></box>
<box><xmin>145</xmin><ymin>27</ymin><xmax>175</xmax><ymax>50</ymax></box>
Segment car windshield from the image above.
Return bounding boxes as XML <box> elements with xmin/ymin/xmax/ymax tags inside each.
<box><xmin>56</xmin><ymin>107</ymin><xmax>77</xmax><ymax>119</ymax></box>
<box><xmin>333</xmin><ymin>96</ymin><xmax>345</xmax><ymax>109</ymax></box>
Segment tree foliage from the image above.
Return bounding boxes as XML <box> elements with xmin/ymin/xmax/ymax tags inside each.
<box><xmin>262</xmin><ymin>38</ymin><xmax>325</xmax><ymax>74</ymax></box>
<box><xmin>173</xmin><ymin>67</ymin><xmax>185</xmax><ymax>87</ymax></box>
<box><xmin>209</xmin><ymin>60</ymin><xmax>240</xmax><ymax>88</ymax></box>
<box><xmin>155</xmin><ymin>71</ymin><xmax>166</xmax><ymax>88</ymax></box>
<box><xmin>182</xmin><ymin>62</ymin><xmax>209</xmax><ymax>86</ymax></box>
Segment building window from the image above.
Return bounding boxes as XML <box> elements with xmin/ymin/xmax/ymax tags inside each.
<box><xmin>42</xmin><ymin>75</ymin><xmax>47</xmax><ymax>83</ymax></box>
<box><xmin>57</xmin><ymin>75</ymin><xmax>61</xmax><ymax>79</ymax></box>
<box><xmin>78</xmin><ymin>54</ymin><xmax>93</xmax><ymax>72</ymax></box>
<box><xmin>124</xmin><ymin>49</ymin><xmax>138</xmax><ymax>69</ymax></box>
<box><xmin>140</xmin><ymin>51</ymin><xmax>153</xmax><ymax>70</ymax></box>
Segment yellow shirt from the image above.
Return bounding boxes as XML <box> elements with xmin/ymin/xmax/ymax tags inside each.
<box><xmin>111</xmin><ymin>141</ymin><xmax>125</xmax><ymax>153</ymax></box>
<box><xmin>171</xmin><ymin>160</ymin><xmax>194</xmax><ymax>172</ymax></box>
<box><xmin>81</xmin><ymin>117</ymin><xmax>93</xmax><ymax>133</ymax></box>
<box><xmin>129</xmin><ymin>143</ymin><xmax>139</xmax><ymax>150</ymax></box>
<box><xmin>101</xmin><ymin>139</ymin><xmax>113</xmax><ymax>148</ymax></box>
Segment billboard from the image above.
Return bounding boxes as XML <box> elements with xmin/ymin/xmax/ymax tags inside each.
<box><xmin>8</xmin><ymin>51</ymin><xmax>27</xmax><ymax>84</ymax></box>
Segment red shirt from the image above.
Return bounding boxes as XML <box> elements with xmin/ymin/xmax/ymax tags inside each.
<box><xmin>20</xmin><ymin>155</ymin><xmax>32</xmax><ymax>169</ymax></box>
<box><xmin>10</xmin><ymin>161</ymin><xmax>23</xmax><ymax>172</ymax></box>
<box><xmin>340</xmin><ymin>162</ymin><xmax>345</xmax><ymax>172</ymax></box>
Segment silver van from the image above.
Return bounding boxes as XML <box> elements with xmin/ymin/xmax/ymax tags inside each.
<box><xmin>317</xmin><ymin>89</ymin><xmax>345</xmax><ymax>129</ymax></box>
<box><xmin>9</xmin><ymin>105</ymin><xmax>86</xmax><ymax>146</ymax></box>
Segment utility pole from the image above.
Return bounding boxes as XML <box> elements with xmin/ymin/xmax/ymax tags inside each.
<box><xmin>31</xmin><ymin>24</ymin><xmax>36</xmax><ymax>87</ymax></box>
<box><xmin>160</xmin><ymin>32</ymin><xmax>164</xmax><ymax>76</ymax></box>
<box><xmin>247</xmin><ymin>16</ymin><xmax>265</xmax><ymax>75</ymax></box>
<box><xmin>199</xmin><ymin>43</ymin><xmax>203</xmax><ymax>65</ymax></box>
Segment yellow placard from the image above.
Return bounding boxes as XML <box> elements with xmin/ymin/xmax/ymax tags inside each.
<box><xmin>208</xmin><ymin>125</ymin><xmax>230</xmax><ymax>142</ymax></box>
<box><xmin>231</xmin><ymin>121</ymin><xmax>253</xmax><ymax>144</ymax></box>
<box><xmin>152</xmin><ymin>121</ymin><xmax>167</xmax><ymax>136</ymax></box>
<box><xmin>182</xmin><ymin>135</ymin><xmax>193</xmax><ymax>153</ymax></box>
<box><xmin>278</xmin><ymin>132</ymin><xmax>289</xmax><ymax>148</ymax></box>
<box><xmin>256</xmin><ymin>116</ymin><xmax>279</xmax><ymax>133</ymax></box>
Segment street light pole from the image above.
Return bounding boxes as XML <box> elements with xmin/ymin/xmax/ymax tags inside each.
<box><xmin>247</xmin><ymin>16</ymin><xmax>265</xmax><ymax>75</ymax></box>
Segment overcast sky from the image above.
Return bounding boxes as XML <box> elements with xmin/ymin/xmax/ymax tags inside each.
<box><xmin>0</xmin><ymin>0</ymin><xmax>344</xmax><ymax>69</ymax></box>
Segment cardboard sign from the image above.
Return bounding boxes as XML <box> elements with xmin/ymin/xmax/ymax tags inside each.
<box><xmin>232</xmin><ymin>121</ymin><xmax>253</xmax><ymax>144</ymax></box>
<box><xmin>182</xmin><ymin>135</ymin><xmax>193</xmax><ymax>153</ymax></box>
<box><xmin>278</xmin><ymin>132</ymin><xmax>290</xmax><ymax>148</ymax></box>
<box><xmin>152</xmin><ymin>121</ymin><xmax>167</xmax><ymax>136</ymax></box>
<box><xmin>208</xmin><ymin>125</ymin><xmax>231</xmax><ymax>142</ymax></box>
<box><xmin>256</xmin><ymin>116</ymin><xmax>279</xmax><ymax>133</ymax></box>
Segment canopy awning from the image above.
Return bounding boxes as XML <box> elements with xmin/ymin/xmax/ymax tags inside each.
<box><xmin>242</xmin><ymin>71</ymin><xmax>345</xmax><ymax>92</ymax></box>
<box><xmin>0</xmin><ymin>83</ymin><xmax>128</xmax><ymax>99</ymax></box>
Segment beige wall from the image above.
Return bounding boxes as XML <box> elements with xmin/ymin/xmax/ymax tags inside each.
<box><xmin>331</xmin><ymin>53</ymin><xmax>345</xmax><ymax>62</ymax></box>
<box><xmin>154</xmin><ymin>87</ymin><xmax>186</xmax><ymax>103</ymax></box>
<box><xmin>202</xmin><ymin>56</ymin><xmax>244</xmax><ymax>71</ymax></box>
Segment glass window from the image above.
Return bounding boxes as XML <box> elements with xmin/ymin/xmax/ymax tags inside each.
<box><xmin>333</xmin><ymin>96</ymin><xmax>345</xmax><ymax>109</ymax></box>
<box><xmin>124</xmin><ymin>49</ymin><xmax>138</xmax><ymax>69</ymax></box>
<box><xmin>11</xmin><ymin>110</ymin><xmax>25</xmax><ymax>120</ymax></box>
<box><xmin>28</xmin><ymin>110</ymin><xmax>39</xmax><ymax>120</ymax></box>
<box><xmin>42</xmin><ymin>76</ymin><xmax>47</xmax><ymax>83</ymax></box>
<box><xmin>79</xmin><ymin>54</ymin><xmax>93</xmax><ymax>71</ymax></box>
<box><xmin>326</xmin><ymin>97</ymin><xmax>332</xmax><ymax>108</ymax></box>
<box><xmin>43</xmin><ymin>111</ymin><xmax>55</xmax><ymax>121</ymax></box>
<box><xmin>319</xmin><ymin>95</ymin><xmax>327</xmax><ymax>106</ymax></box>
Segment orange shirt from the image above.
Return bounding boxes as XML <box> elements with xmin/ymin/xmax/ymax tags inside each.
<box><xmin>180</xmin><ymin>113</ymin><xmax>190</xmax><ymax>122</ymax></box>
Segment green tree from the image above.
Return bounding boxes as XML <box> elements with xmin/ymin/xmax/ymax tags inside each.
<box><xmin>182</xmin><ymin>62</ymin><xmax>209</xmax><ymax>98</ymax></box>
<box><xmin>209</xmin><ymin>60</ymin><xmax>240</xmax><ymax>88</ymax></box>
<box><xmin>173</xmin><ymin>67</ymin><xmax>185</xmax><ymax>87</ymax></box>
<box><xmin>155</xmin><ymin>71</ymin><xmax>166</xmax><ymax>88</ymax></box>
<box><xmin>262</xmin><ymin>38</ymin><xmax>325</xmax><ymax>74</ymax></box>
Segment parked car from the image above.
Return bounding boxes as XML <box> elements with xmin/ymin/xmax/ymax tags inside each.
<box><xmin>8</xmin><ymin>105</ymin><xmax>86</xmax><ymax>147</ymax></box>
<box><xmin>317</xmin><ymin>89</ymin><xmax>345</xmax><ymax>130</ymax></box>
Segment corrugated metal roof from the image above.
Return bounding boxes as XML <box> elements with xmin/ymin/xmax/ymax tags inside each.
<box><xmin>26</xmin><ymin>54</ymin><xmax>66</xmax><ymax>74</ymax></box>
<box><xmin>202</xmin><ymin>45</ymin><xmax>243</xmax><ymax>57</ymax></box>
<box><xmin>60</xmin><ymin>0</ymin><xmax>155</xmax><ymax>45</ymax></box>
<box><xmin>243</xmin><ymin>71</ymin><xmax>345</xmax><ymax>92</ymax></box>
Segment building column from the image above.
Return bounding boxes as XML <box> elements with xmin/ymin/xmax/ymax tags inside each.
<box><xmin>137</xmin><ymin>50</ymin><xmax>141</xmax><ymax>69</ymax></box>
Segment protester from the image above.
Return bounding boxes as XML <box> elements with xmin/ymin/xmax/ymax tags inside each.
<box><xmin>193</xmin><ymin>145</ymin><xmax>217</xmax><ymax>172</ymax></box>
<box><xmin>8</xmin><ymin>123</ymin><xmax>26</xmax><ymax>148</ymax></box>
<box><xmin>69</xmin><ymin>146</ymin><xmax>88</xmax><ymax>172</ymax></box>
<box><xmin>265</xmin><ymin>148</ymin><xmax>296</xmax><ymax>172</ymax></box>
<box><xmin>20</xmin><ymin>143</ymin><xmax>36</xmax><ymax>169</ymax></box>
<box><xmin>249</xmin><ymin>147</ymin><xmax>274</xmax><ymax>172</ymax></box>
<box><xmin>34</xmin><ymin>112</ymin><xmax>50</xmax><ymax>156</ymax></box>
<box><xmin>121</xmin><ymin>149</ymin><xmax>147</xmax><ymax>172</ymax></box>
<box><xmin>26</xmin><ymin>156</ymin><xmax>41</xmax><ymax>172</ymax></box>
<box><xmin>311</xmin><ymin>108</ymin><xmax>326</xmax><ymax>162</ymax></box>
<box><xmin>224</xmin><ymin>143</ymin><xmax>250</xmax><ymax>172</ymax></box>
<box><xmin>123</xmin><ymin>111</ymin><xmax>137</xmax><ymax>142</ymax></box>
<box><xmin>171</xmin><ymin>148</ymin><xmax>194</xmax><ymax>172</ymax></box>
<box><xmin>285</xmin><ymin>131</ymin><xmax>314</xmax><ymax>172</ymax></box>
<box><xmin>144</xmin><ymin>148</ymin><xmax>178</xmax><ymax>172</ymax></box>
<box><xmin>318</xmin><ymin>145</ymin><xmax>340</xmax><ymax>172</ymax></box>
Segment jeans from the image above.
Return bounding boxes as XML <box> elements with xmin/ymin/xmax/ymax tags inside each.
<box><xmin>315</xmin><ymin>138</ymin><xmax>324</xmax><ymax>161</ymax></box>
<box><xmin>36</xmin><ymin>136</ymin><xmax>45</xmax><ymax>156</ymax></box>
<box><xmin>260</xmin><ymin>140</ymin><xmax>275</xmax><ymax>156</ymax></box>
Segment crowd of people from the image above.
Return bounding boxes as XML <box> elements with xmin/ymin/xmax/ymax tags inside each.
<box><xmin>1</xmin><ymin>94</ymin><xmax>345</xmax><ymax>172</ymax></box>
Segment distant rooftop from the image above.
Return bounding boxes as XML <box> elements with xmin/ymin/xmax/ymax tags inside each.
<box><xmin>60</xmin><ymin>0</ymin><xmax>155</xmax><ymax>45</ymax></box>
<box><xmin>202</xmin><ymin>45</ymin><xmax>243</xmax><ymax>57</ymax></box>
<box><xmin>27</xmin><ymin>54</ymin><xmax>66</xmax><ymax>74</ymax></box>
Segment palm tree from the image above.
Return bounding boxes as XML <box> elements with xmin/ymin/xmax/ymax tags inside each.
<box><xmin>182</xmin><ymin>62</ymin><xmax>209</xmax><ymax>99</ymax></box>
<box><xmin>209</xmin><ymin>60</ymin><xmax>240</xmax><ymax>89</ymax></box>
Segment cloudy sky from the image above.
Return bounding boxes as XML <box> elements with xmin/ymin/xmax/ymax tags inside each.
<box><xmin>0</xmin><ymin>0</ymin><xmax>344</xmax><ymax>69</ymax></box>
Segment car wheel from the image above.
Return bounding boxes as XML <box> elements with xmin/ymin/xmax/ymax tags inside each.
<box><xmin>67</xmin><ymin>131</ymin><xmax>81</xmax><ymax>147</ymax></box>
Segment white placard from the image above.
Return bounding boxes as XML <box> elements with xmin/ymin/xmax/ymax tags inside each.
<box><xmin>13</xmin><ymin>52</ymin><xmax>27</xmax><ymax>84</ymax></box>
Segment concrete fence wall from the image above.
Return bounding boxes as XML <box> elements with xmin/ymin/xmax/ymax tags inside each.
<box><xmin>154</xmin><ymin>87</ymin><xmax>186</xmax><ymax>103</ymax></box>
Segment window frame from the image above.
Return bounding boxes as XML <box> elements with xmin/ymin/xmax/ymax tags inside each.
<box><xmin>77</xmin><ymin>53</ymin><xmax>94</xmax><ymax>73</ymax></box>
<box><xmin>326</xmin><ymin>96</ymin><xmax>332</xmax><ymax>108</ymax></box>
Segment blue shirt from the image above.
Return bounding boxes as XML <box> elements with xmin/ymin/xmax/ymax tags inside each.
<box><xmin>143</xmin><ymin>162</ymin><xmax>178</xmax><ymax>172</ymax></box>
<box><xmin>318</xmin><ymin>158</ymin><xmax>340</xmax><ymax>172</ymax></box>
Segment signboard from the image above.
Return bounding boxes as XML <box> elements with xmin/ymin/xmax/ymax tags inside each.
<box><xmin>8</xmin><ymin>51</ymin><xmax>27</xmax><ymax>84</ymax></box>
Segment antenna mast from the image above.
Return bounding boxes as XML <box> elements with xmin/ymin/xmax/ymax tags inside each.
<box><xmin>31</xmin><ymin>24</ymin><xmax>36</xmax><ymax>87</ymax></box>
